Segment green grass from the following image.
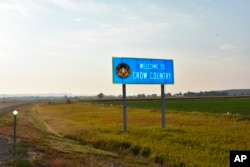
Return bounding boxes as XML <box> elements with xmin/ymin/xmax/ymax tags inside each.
<box><xmin>96</xmin><ymin>97</ymin><xmax>250</xmax><ymax>115</ymax></box>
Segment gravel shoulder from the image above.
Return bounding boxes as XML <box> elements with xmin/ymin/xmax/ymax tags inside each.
<box><xmin>0</xmin><ymin>135</ymin><xmax>13</xmax><ymax>165</ymax></box>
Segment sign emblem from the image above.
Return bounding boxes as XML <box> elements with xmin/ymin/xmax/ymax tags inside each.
<box><xmin>116</xmin><ymin>63</ymin><xmax>131</xmax><ymax>78</ymax></box>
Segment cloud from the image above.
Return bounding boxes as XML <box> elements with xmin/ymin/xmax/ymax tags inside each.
<box><xmin>175</xmin><ymin>12</ymin><xmax>193</xmax><ymax>19</ymax></box>
<box><xmin>73</xmin><ymin>18</ymin><xmax>84</xmax><ymax>22</ymax></box>
<box><xmin>219</xmin><ymin>44</ymin><xmax>249</xmax><ymax>53</ymax></box>
<box><xmin>48</xmin><ymin>0</ymin><xmax>108</xmax><ymax>12</ymax></box>
<box><xmin>220</xmin><ymin>44</ymin><xmax>237</xmax><ymax>51</ymax></box>
<box><xmin>219</xmin><ymin>44</ymin><xmax>250</xmax><ymax>60</ymax></box>
<box><xmin>0</xmin><ymin>2</ymin><xmax>29</xmax><ymax>19</ymax></box>
<box><xmin>86</xmin><ymin>1</ymin><xmax>107</xmax><ymax>12</ymax></box>
<box><xmin>38</xmin><ymin>19</ymin><xmax>171</xmax><ymax>53</ymax></box>
<box><xmin>69</xmin><ymin>21</ymin><xmax>170</xmax><ymax>47</ymax></box>
<box><xmin>0</xmin><ymin>1</ymin><xmax>51</xmax><ymax>20</ymax></box>
<box><xmin>49</xmin><ymin>0</ymin><xmax>78</xmax><ymax>10</ymax></box>
<box><xmin>124</xmin><ymin>16</ymin><xmax>137</xmax><ymax>20</ymax></box>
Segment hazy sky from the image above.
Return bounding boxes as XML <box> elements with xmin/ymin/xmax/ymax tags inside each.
<box><xmin>0</xmin><ymin>0</ymin><xmax>249</xmax><ymax>96</ymax></box>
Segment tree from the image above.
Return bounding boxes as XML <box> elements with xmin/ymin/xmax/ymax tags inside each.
<box><xmin>151</xmin><ymin>94</ymin><xmax>158</xmax><ymax>98</ymax></box>
<box><xmin>137</xmin><ymin>94</ymin><xmax>146</xmax><ymax>98</ymax></box>
<box><xmin>97</xmin><ymin>93</ymin><xmax>104</xmax><ymax>99</ymax></box>
<box><xmin>166</xmin><ymin>93</ymin><xmax>172</xmax><ymax>97</ymax></box>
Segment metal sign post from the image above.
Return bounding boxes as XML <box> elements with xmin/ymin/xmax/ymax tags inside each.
<box><xmin>13</xmin><ymin>110</ymin><xmax>18</xmax><ymax>158</ymax></box>
<box><xmin>122</xmin><ymin>84</ymin><xmax>128</xmax><ymax>132</ymax></box>
<box><xmin>161</xmin><ymin>85</ymin><xmax>166</xmax><ymax>129</ymax></box>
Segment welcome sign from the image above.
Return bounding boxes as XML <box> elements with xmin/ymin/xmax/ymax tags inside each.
<box><xmin>112</xmin><ymin>57</ymin><xmax>174</xmax><ymax>84</ymax></box>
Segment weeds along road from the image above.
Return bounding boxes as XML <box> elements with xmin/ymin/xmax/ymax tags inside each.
<box><xmin>0</xmin><ymin>102</ymin><xmax>30</xmax><ymax>166</ymax></box>
<box><xmin>0</xmin><ymin>102</ymin><xmax>29</xmax><ymax>115</ymax></box>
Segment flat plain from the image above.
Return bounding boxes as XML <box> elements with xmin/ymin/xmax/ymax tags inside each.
<box><xmin>0</xmin><ymin>97</ymin><xmax>249</xmax><ymax>166</ymax></box>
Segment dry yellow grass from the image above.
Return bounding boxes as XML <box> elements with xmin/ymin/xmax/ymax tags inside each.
<box><xmin>36</xmin><ymin>102</ymin><xmax>250</xmax><ymax>166</ymax></box>
<box><xmin>1</xmin><ymin>101</ymin><xmax>249</xmax><ymax>166</ymax></box>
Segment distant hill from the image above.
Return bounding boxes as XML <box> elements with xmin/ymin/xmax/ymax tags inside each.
<box><xmin>0</xmin><ymin>93</ymin><xmax>75</xmax><ymax>98</ymax></box>
<box><xmin>180</xmin><ymin>89</ymin><xmax>250</xmax><ymax>97</ymax></box>
<box><xmin>224</xmin><ymin>89</ymin><xmax>250</xmax><ymax>96</ymax></box>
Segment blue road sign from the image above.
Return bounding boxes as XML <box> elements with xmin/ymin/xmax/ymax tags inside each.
<box><xmin>112</xmin><ymin>57</ymin><xmax>174</xmax><ymax>84</ymax></box>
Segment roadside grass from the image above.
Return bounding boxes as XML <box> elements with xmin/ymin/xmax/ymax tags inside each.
<box><xmin>0</xmin><ymin>104</ymin><xmax>146</xmax><ymax>166</ymax></box>
<box><xmin>4</xmin><ymin>142</ymin><xmax>33</xmax><ymax>167</ymax></box>
<box><xmin>0</xmin><ymin>106</ymin><xmax>34</xmax><ymax>167</ymax></box>
<box><xmin>37</xmin><ymin>101</ymin><xmax>250</xmax><ymax>166</ymax></box>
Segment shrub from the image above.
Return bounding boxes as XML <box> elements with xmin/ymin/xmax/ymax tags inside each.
<box><xmin>154</xmin><ymin>155</ymin><xmax>165</xmax><ymax>165</ymax></box>
<box><xmin>141</xmin><ymin>147</ymin><xmax>151</xmax><ymax>157</ymax></box>
<box><xmin>131</xmin><ymin>145</ymin><xmax>141</xmax><ymax>156</ymax></box>
<box><xmin>120</xmin><ymin>141</ymin><xmax>131</xmax><ymax>149</ymax></box>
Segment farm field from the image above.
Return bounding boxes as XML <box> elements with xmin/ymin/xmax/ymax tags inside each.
<box><xmin>96</xmin><ymin>97</ymin><xmax>250</xmax><ymax>115</ymax></box>
<box><xmin>0</xmin><ymin>97</ymin><xmax>250</xmax><ymax>166</ymax></box>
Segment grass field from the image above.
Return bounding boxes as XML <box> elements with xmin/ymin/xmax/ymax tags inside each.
<box><xmin>0</xmin><ymin>97</ymin><xmax>250</xmax><ymax>166</ymax></box>
<box><xmin>95</xmin><ymin>97</ymin><xmax>250</xmax><ymax>115</ymax></box>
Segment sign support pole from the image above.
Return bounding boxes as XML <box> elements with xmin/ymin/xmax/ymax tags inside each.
<box><xmin>122</xmin><ymin>84</ymin><xmax>128</xmax><ymax>132</ymax></box>
<box><xmin>12</xmin><ymin>110</ymin><xmax>18</xmax><ymax>158</ymax></box>
<box><xmin>161</xmin><ymin>84</ymin><xmax>166</xmax><ymax>129</ymax></box>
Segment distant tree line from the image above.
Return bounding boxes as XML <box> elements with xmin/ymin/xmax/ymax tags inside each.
<box><xmin>128</xmin><ymin>91</ymin><xmax>229</xmax><ymax>98</ymax></box>
<box><xmin>95</xmin><ymin>91</ymin><xmax>230</xmax><ymax>100</ymax></box>
<box><xmin>183</xmin><ymin>91</ymin><xmax>228</xmax><ymax>97</ymax></box>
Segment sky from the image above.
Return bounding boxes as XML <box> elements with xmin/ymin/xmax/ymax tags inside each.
<box><xmin>0</xmin><ymin>0</ymin><xmax>249</xmax><ymax>96</ymax></box>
